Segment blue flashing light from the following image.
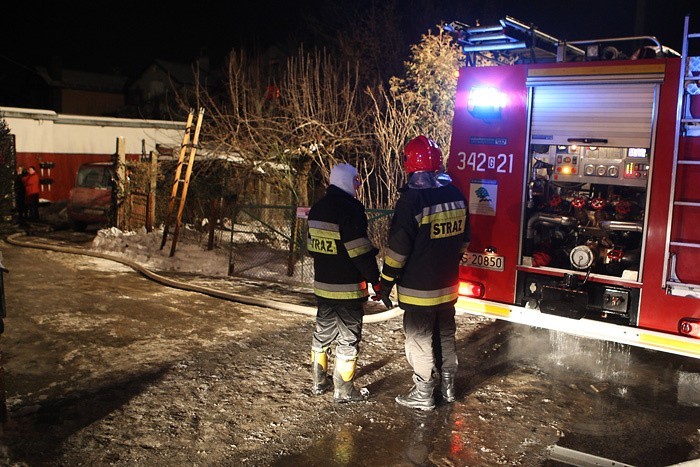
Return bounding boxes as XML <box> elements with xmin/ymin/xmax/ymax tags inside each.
<box><xmin>467</xmin><ymin>86</ymin><xmax>507</xmax><ymax>117</ymax></box>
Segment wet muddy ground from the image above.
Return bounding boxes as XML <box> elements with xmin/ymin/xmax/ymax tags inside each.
<box><xmin>0</xmin><ymin>227</ymin><xmax>699</xmax><ymax>466</ymax></box>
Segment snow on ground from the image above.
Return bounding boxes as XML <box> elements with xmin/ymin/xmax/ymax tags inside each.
<box><xmin>90</xmin><ymin>227</ymin><xmax>232</xmax><ymax>276</ymax></box>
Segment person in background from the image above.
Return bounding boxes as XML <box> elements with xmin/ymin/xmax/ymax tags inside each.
<box><xmin>23</xmin><ymin>166</ymin><xmax>40</xmax><ymax>221</ymax></box>
<box><xmin>380</xmin><ymin>135</ymin><xmax>470</xmax><ymax>411</ymax></box>
<box><xmin>307</xmin><ymin>163</ymin><xmax>381</xmax><ymax>403</ymax></box>
<box><xmin>15</xmin><ymin>166</ymin><xmax>27</xmax><ymax>222</ymax></box>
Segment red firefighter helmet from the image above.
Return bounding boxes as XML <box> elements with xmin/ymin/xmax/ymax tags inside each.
<box><xmin>404</xmin><ymin>135</ymin><xmax>442</xmax><ymax>173</ymax></box>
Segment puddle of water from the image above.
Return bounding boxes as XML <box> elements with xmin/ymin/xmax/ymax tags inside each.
<box><xmin>678</xmin><ymin>371</ymin><xmax>700</xmax><ymax>407</ymax></box>
<box><xmin>272</xmin><ymin>410</ymin><xmax>468</xmax><ymax>467</ymax></box>
<box><xmin>277</xmin><ymin>324</ymin><xmax>700</xmax><ymax>466</ymax></box>
<box><xmin>530</xmin><ymin>329</ymin><xmax>700</xmax><ymax>466</ymax></box>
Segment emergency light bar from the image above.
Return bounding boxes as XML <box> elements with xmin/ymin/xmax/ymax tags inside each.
<box><xmin>467</xmin><ymin>86</ymin><xmax>508</xmax><ymax>119</ymax></box>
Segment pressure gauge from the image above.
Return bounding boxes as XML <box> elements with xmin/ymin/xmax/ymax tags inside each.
<box><xmin>570</xmin><ymin>245</ymin><xmax>596</xmax><ymax>270</ymax></box>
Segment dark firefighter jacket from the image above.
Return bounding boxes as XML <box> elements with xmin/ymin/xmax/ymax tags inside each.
<box><xmin>381</xmin><ymin>173</ymin><xmax>470</xmax><ymax>311</ymax></box>
<box><xmin>307</xmin><ymin>184</ymin><xmax>380</xmax><ymax>303</ymax></box>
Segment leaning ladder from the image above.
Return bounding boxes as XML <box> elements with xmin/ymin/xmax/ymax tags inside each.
<box><xmin>160</xmin><ymin>108</ymin><xmax>205</xmax><ymax>257</ymax></box>
<box><xmin>662</xmin><ymin>15</ymin><xmax>700</xmax><ymax>295</ymax></box>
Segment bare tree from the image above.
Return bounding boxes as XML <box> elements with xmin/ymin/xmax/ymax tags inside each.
<box><xmin>185</xmin><ymin>48</ymin><xmax>369</xmax><ymax>208</ymax></box>
<box><xmin>361</xmin><ymin>25</ymin><xmax>464</xmax><ymax>210</ymax></box>
<box><xmin>165</xmin><ymin>50</ymin><xmax>276</xmax><ymax>215</ymax></box>
<box><xmin>389</xmin><ymin>25</ymin><xmax>464</xmax><ymax>162</ymax></box>
<box><xmin>179</xmin><ymin>24</ymin><xmax>463</xmax><ymax>212</ymax></box>
<box><xmin>277</xmin><ymin>47</ymin><xmax>369</xmax><ymax>206</ymax></box>
<box><xmin>363</xmin><ymin>84</ymin><xmax>416</xmax><ymax>210</ymax></box>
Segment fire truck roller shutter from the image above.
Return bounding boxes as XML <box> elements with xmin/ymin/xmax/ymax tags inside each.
<box><xmin>529</xmin><ymin>82</ymin><xmax>658</xmax><ymax>149</ymax></box>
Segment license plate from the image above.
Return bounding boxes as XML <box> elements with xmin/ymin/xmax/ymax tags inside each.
<box><xmin>463</xmin><ymin>252</ymin><xmax>505</xmax><ymax>271</ymax></box>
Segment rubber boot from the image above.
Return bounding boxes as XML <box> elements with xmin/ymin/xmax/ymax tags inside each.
<box><xmin>311</xmin><ymin>348</ymin><xmax>332</xmax><ymax>395</ymax></box>
<box><xmin>395</xmin><ymin>375</ymin><xmax>435</xmax><ymax>411</ymax></box>
<box><xmin>333</xmin><ymin>356</ymin><xmax>368</xmax><ymax>403</ymax></box>
<box><xmin>440</xmin><ymin>371</ymin><xmax>456</xmax><ymax>403</ymax></box>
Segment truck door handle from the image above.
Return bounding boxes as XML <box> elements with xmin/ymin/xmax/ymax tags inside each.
<box><xmin>567</xmin><ymin>138</ymin><xmax>609</xmax><ymax>144</ymax></box>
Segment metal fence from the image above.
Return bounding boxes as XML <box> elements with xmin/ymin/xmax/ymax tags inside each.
<box><xmin>227</xmin><ymin>205</ymin><xmax>393</xmax><ymax>286</ymax></box>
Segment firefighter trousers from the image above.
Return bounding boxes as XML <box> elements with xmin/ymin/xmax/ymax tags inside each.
<box><xmin>403</xmin><ymin>306</ymin><xmax>458</xmax><ymax>382</ymax></box>
<box><xmin>312</xmin><ymin>301</ymin><xmax>364</xmax><ymax>359</ymax></box>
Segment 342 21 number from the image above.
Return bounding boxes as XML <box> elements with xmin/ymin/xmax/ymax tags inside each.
<box><xmin>455</xmin><ymin>152</ymin><xmax>513</xmax><ymax>174</ymax></box>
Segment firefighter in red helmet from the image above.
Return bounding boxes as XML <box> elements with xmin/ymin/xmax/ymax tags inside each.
<box><xmin>381</xmin><ymin>135</ymin><xmax>470</xmax><ymax>410</ymax></box>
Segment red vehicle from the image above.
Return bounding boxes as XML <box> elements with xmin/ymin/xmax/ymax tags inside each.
<box><xmin>446</xmin><ymin>16</ymin><xmax>700</xmax><ymax>359</ymax></box>
<box><xmin>67</xmin><ymin>162</ymin><xmax>114</xmax><ymax>231</ymax></box>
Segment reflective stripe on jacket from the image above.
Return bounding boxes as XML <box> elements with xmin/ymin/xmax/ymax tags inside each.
<box><xmin>308</xmin><ymin>185</ymin><xmax>380</xmax><ymax>303</ymax></box>
<box><xmin>382</xmin><ymin>175</ymin><xmax>470</xmax><ymax>311</ymax></box>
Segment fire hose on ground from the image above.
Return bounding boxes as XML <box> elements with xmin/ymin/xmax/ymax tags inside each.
<box><xmin>5</xmin><ymin>233</ymin><xmax>404</xmax><ymax>323</ymax></box>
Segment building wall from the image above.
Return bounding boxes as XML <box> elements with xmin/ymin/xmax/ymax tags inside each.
<box><xmin>1</xmin><ymin>107</ymin><xmax>186</xmax><ymax>202</ymax></box>
<box><xmin>16</xmin><ymin>152</ymin><xmax>114</xmax><ymax>202</ymax></box>
<box><xmin>60</xmin><ymin>89</ymin><xmax>125</xmax><ymax>116</ymax></box>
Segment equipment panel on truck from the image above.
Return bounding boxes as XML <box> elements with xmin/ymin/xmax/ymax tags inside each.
<box><xmin>446</xmin><ymin>15</ymin><xmax>700</xmax><ymax>359</ymax></box>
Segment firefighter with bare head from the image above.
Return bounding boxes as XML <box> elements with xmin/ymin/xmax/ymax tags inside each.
<box><xmin>381</xmin><ymin>136</ymin><xmax>470</xmax><ymax>410</ymax></box>
<box><xmin>307</xmin><ymin>163</ymin><xmax>381</xmax><ymax>402</ymax></box>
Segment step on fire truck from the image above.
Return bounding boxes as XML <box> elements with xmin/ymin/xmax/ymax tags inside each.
<box><xmin>445</xmin><ymin>16</ymin><xmax>700</xmax><ymax>359</ymax></box>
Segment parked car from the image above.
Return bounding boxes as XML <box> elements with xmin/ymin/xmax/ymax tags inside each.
<box><xmin>67</xmin><ymin>162</ymin><xmax>114</xmax><ymax>231</ymax></box>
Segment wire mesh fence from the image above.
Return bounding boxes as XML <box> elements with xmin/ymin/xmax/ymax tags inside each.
<box><xmin>227</xmin><ymin>205</ymin><xmax>393</xmax><ymax>286</ymax></box>
<box><xmin>132</xmin><ymin>155</ymin><xmax>394</xmax><ymax>285</ymax></box>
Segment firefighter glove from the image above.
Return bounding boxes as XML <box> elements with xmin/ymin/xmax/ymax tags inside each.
<box><xmin>370</xmin><ymin>282</ymin><xmax>382</xmax><ymax>301</ymax></box>
<box><xmin>379</xmin><ymin>278</ymin><xmax>395</xmax><ymax>309</ymax></box>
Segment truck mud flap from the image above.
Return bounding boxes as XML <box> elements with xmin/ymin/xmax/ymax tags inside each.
<box><xmin>540</xmin><ymin>285</ymin><xmax>588</xmax><ymax>319</ymax></box>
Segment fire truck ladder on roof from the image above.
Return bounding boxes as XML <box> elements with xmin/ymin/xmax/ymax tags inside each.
<box><xmin>663</xmin><ymin>15</ymin><xmax>700</xmax><ymax>298</ymax></box>
<box><xmin>160</xmin><ymin>107</ymin><xmax>205</xmax><ymax>257</ymax></box>
<box><xmin>444</xmin><ymin>16</ymin><xmax>584</xmax><ymax>65</ymax></box>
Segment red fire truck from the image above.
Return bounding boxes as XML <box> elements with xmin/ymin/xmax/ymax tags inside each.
<box><xmin>446</xmin><ymin>16</ymin><xmax>700</xmax><ymax>359</ymax></box>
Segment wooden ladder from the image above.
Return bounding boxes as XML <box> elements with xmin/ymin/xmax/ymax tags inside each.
<box><xmin>160</xmin><ymin>108</ymin><xmax>205</xmax><ymax>257</ymax></box>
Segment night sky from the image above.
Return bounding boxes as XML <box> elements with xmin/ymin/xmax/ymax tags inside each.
<box><xmin>2</xmin><ymin>0</ymin><xmax>699</xmax><ymax>76</ymax></box>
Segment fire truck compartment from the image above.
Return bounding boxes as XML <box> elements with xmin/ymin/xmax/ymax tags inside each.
<box><xmin>517</xmin><ymin>270</ymin><xmax>640</xmax><ymax>324</ymax></box>
<box><xmin>523</xmin><ymin>143</ymin><xmax>649</xmax><ymax>282</ymax></box>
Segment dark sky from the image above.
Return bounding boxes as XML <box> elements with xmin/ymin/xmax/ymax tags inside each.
<box><xmin>2</xmin><ymin>1</ymin><xmax>305</xmax><ymax>74</ymax></box>
<box><xmin>2</xmin><ymin>0</ymin><xmax>699</xmax><ymax>76</ymax></box>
